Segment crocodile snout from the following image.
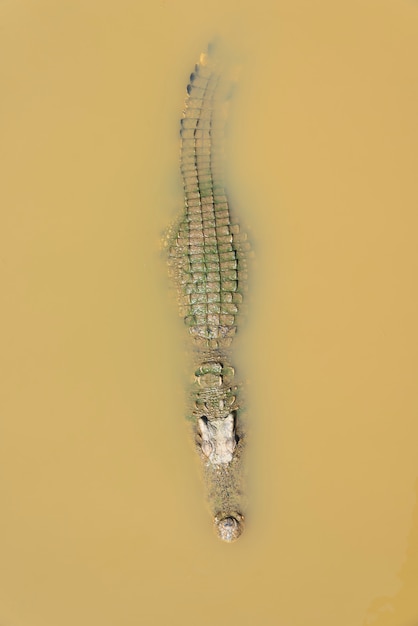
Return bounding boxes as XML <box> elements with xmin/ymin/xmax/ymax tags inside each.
<box><xmin>214</xmin><ymin>513</ymin><xmax>244</xmax><ymax>542</ymax></box>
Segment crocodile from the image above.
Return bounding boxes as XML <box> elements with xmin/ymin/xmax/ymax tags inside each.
<box><xmin>166</xmin><ymin>43</ymin><xmax>248</xmax><ymax>542</ymax></box>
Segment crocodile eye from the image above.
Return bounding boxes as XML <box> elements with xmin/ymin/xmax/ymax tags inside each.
<box><xmin>215</xmin><ymin>515</ymin><xmax>244</xmax><ymax>542</ymax></box>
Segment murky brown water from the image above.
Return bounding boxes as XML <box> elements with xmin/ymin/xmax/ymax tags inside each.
<box><xmin>1</xmin><ymin>1</ymin><xmax>418</xmax><ymax>625</ymax></box>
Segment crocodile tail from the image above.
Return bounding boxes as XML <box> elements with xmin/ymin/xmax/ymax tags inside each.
<box><xmin>169</xmin><ymin>43</ymin><xmax>248</xmax><ymax>350</ymax></box>
<box><xmin>180</xmin><ymin>41</ymin><xmax>237</xmax><ymax>208</ymax></box>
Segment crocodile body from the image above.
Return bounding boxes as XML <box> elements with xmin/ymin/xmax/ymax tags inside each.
<box><xmin>167</xmin><ymin>45</ymin><xmax>248</xmax><ymax>542</ymax></box>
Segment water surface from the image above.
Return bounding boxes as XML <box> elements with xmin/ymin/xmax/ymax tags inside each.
<box><xmin>1</xmin><ymin>1</ymin><xmax>418</xmax><ymax>625</ymax></box>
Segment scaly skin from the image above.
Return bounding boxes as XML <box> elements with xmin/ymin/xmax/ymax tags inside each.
<box><xmin>167</xmin><ymin>44</ymin><xmax>247</xmax><ymax>542</ymax></box>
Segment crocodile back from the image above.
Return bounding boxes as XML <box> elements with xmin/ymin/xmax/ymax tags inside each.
<box><xmin>168</xmin><ymin>45</ymin><xmax>247</xmax><ymax>350</ymax></box>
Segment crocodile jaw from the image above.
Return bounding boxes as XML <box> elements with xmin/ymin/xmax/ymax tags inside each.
<box><xmin>197</xmin><ymin>414</ymin><xmax>236</xmax><ymax>465</ymax></box>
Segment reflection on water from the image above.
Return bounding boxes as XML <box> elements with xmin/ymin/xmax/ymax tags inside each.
<box><xmin>1</xmin><ymin>0</ymin><xmax>418</xmax><ymax>625</ymax></box>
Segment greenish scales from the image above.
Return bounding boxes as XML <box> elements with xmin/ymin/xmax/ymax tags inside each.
<box><xmin>166</xmin><ymin>44</ymin><xmax>249</xmax><ymax>542</ymax></box>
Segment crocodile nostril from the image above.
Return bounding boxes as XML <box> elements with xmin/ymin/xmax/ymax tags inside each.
<box><xmin>215</xmin><ymin>515</ymin><xmax>244</xmax><ymax>542</ymax></box>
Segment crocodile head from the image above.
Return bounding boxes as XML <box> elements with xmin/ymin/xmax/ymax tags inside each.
<box><xmin>214</xmin><ymin>512</ymin><xmax>244</xmax><ymax>542</ymax></box>
<box><xmin>197</xmin><ymin>414</ymin><xmax>237</xmax><ymax>465</ymax></box>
